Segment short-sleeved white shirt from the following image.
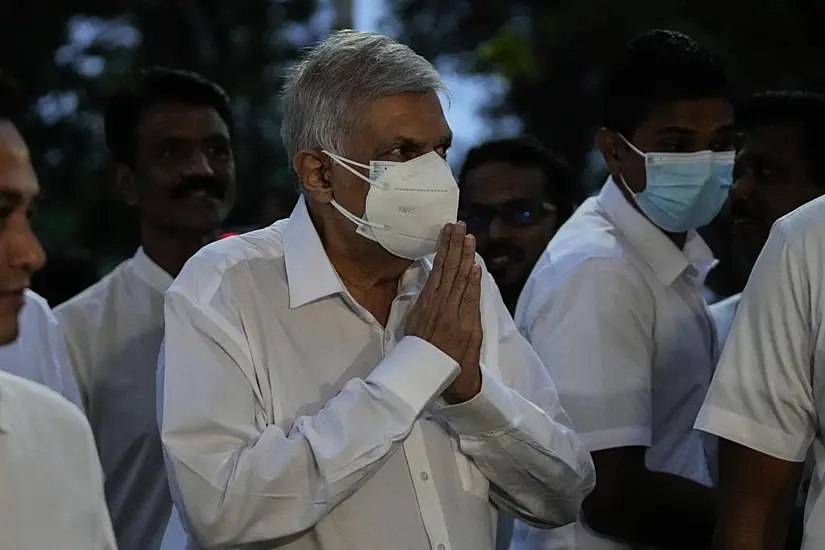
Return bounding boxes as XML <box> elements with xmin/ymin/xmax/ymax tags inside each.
<box><xmin>0</xmin><ymin>290</ymin><xmax>82</xmax><ymax>407</ymax></box>
<box><xmin>696</xmin><ymin>196</ymin><xmax>825</xmax><ymax>549</ymax></box>
<box><xmin>56</xmin><ymin>247</ymin><xmax>174</xmax><ymax>550</ymax></box>
<box><xmin>512</xmin><ymin>178</ymin><xmax>719</xmax><ymax>549</ymax></box>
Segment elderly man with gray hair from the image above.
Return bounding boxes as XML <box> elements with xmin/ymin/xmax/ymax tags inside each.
<box><xmin>159</xmin><ymin>30</ymin><xmax>594</xmax><ymax>550</ymax></box>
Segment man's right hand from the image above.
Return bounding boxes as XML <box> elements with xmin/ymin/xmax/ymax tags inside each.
<box><xmin>405</xmin><ymin>222</ymin><xmax>483</xmax><ymax>368</ymax></box>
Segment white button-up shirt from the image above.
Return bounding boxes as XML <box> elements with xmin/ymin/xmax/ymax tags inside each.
<box><xmin>0</xmin><ymin>289</ymin><xmax>82</xmax><ymax>407</ymax></box>
<box><xmin>56</xmin><ymin>247</ymin><xmax>174</xmax><ymax>550</ymax></box>
<box><xmin>695</xmin><ymin>197</ymin><xmax>825</xmax><ymax>549</ymax></box>
<box><xmin>0</xmin><ymin>370</ymin><xmax>117</xmax><ymax>549</ymax></box>
<box><xmin>160</xmin><ymin>197</ymin><xmax>595</xmax><ymax>550</ymax></box>
<box><xmin>512</xmin><ymin>179</ymin><xmax>718</xmax><ymax>550</ymax></box>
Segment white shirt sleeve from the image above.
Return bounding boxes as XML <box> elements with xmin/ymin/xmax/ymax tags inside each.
<box><xmin>161</xmin><ymin>288</ymin><xmax>461</xmax><ymax>548</ymax></box>
<box><xmin>434</xmin><ymin>275</ymin><xmax>596</xmax><ymax>527</ymax></box>
<box><xmin>695</xmin><ymin>222</ymin><xmax>816</xmax><ymax>462</ymax></box>
<box><xmin>518</xmin><ymin>257</ymin><xmax>656</xmax><ymax>451</ymax></box>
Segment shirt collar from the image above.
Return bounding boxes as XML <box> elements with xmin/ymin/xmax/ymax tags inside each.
<box><xmin>283</xmin><ymin>197</ymin><xmax>432</xmax><ymax>309</ymax></box>
<box><xmin>283</xmin><ymin>197</ymin><xmax>347</xmax><ymax>308</ymax></box>
<box><xmin>132</xmin><ymin>247</ymin><xmax>175</xmax><ymax>294</ymax></box>
<box><xmin>597</xmin><ymin>177</ymin><xmax>718</xmax><ymax>287</ymax></box>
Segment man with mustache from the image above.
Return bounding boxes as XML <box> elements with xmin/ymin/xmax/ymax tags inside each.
<box><xmin>0</xmin><ymin>70</ymin><xmax>116</xmax><ymax>549</ymax></box>
<box><xmin>458</xmin><ymin>136</ymin><xmax>575</xmax><ymax>314</ymax></box>
<box><xmin>56</xmin><ymin>67</ymin><xmax>236</xmax><ymax>550</ymax></box>
<box><xmin>694</xmin><ymin>91</ymin><xmax>825</xmax><ymax>550</ymax></box>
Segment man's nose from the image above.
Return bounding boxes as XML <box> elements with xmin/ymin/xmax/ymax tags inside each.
<box><xmin>185</xmin><ymin>149</ymin><xmax>216</xmax><ymax>177</ymax></box>
<box><xmin>10</xmin><ymin>222</ymin><xmax>46</xmax><ymax>276</ymax></box>
<box><xmin>489</xmin><ymin>216</ymin><xmax>507</xmax><ymax>241</ymax></box>
<box><xmin>731</xmin><ymin>173</ymin><xmax>754</xmax><ymax>202</ymax></box>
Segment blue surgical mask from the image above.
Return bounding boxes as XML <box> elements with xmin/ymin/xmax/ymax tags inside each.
<box><xmin>619</xmin><ymin>138</ymin><xmax>734</xmax><ymax>233</ymax></box>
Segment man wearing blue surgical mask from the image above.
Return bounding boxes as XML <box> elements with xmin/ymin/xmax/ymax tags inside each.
<box><xmin>512</xmin><ymin>30</ymin><xmax>733</xmax><ymax>549</ymax></box>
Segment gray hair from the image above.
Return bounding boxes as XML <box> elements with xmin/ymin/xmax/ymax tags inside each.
<box><xmin>280</xmin><ymin>30</ymin><xmax>446</xmax><ymax>162</ymax></box>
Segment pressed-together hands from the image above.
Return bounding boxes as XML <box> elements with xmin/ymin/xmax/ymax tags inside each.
<box><xmin>406</xmin><ymin>222</ymin><xmax>483</xmax><ymax>404</ymax></box>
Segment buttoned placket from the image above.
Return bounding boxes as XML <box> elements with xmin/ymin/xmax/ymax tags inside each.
<box><xmin>337</xmin><ymin>282</ymin><xmax>453</xmax><ymax>550</ymax></box>
<box><xmin>387</xmin><ymin>288</ymin><xmax>453</xmax><ymax>550</ymax></box>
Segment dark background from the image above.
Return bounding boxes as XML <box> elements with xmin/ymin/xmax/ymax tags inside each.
<box><xmin>2</xmin><ymin>0</ymin><xmax>822</xmax><ymax>288</ymax></box>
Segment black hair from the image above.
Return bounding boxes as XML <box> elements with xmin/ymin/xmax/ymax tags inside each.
<box><xmin>458</xmin><ymin>135</ymin><xmax>576</xmax><ymax>224</ymax></box>
<box><xmin>0</xmin><ymin>70</ymin><xmax>25</xmax><ymax>127</ymax></box>
<box><xmin>603</xmin><ymin>29</ymin><xmax>729</xmax><ymax>138</ymax></box>
<box><xmin>737</xmin><ymin>91</ymin><xmax>825</xmax><ymax>187</ymax></box>
<box><xmin>104</xmin><ymin>66</ymin><xmax>233</xmax><ymax>165</ymax></box>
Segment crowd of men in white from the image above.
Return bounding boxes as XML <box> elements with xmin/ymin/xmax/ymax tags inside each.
<box><xmin>2</xmin><ymin>27</ymin><xmax>825</xmax><ymax>550</ymax></box>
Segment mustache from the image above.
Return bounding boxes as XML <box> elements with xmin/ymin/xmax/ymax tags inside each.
<box><xmin>729</xmin><ymin>199</ymin><xmax>760</xmax><ymax>222</ymax></box>
<box><xmin>482</xmin><ymin>242</ymin><xmax>525</xmax><ymax>263</ymax></box>
<box><xmin>170</xmin><ymin>176</ymin><xmax>227</xmax><ymax>200</ymax></box>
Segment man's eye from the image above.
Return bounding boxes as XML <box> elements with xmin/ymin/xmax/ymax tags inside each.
<box><xmin>658</xmin><ymin>141</ymin><xmax>685</xmax><ymax>153</ymax></box>
<box><xmin>208</xmin><ymin>144</ymin><xmax>231</xmax><ymax>158</ymax></box>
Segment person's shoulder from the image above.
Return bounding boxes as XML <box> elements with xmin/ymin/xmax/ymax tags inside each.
<box><xmin>541</xmin><ymin>200</ymin><xmax>634</xmax><ymax>272</ymax></box>
<box><xmin>55</xmin><ymin>257</ymin><xmax>129</xmax><ymax>319</ymax></box>
<box><xmin>0</xmin><ymin>370</ymin><xmax>86</xmax><ymax>428</ymax></box>
<box><xmin>775</xmin><ymin>195</ymin><xmax>825</xmax><ymax>256</ymax></box>
<box><xmin>170</xmin><ymin>220</ymin><xmax>289</xmax><ymax>302</ymax></box>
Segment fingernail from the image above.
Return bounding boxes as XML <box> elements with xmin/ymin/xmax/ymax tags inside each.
<box><xmin>443</xmin><ymin>224</ymin><xmax>453</xmax><ymax>235</ymax></box>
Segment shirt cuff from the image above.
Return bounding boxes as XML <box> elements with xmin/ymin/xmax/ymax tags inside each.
<box><xmin>368</xmin><ymin>336</ymin><xmax>460</xmax><ymax>415</ymax></box>
<box><xmin>694</xmin><ymin>404</ymin><xmax>810</xmax><ymax>463</ymax></box>
<box><xmin>435</xmin><ymin>365</ymin><xmax>516</xmax><ymax>435</ymax></box>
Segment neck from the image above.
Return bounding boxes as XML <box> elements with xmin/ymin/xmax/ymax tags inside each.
<box><xmin>321</xmin><ymin>227</ymin><xmax>411</xmax><ymax>292</ymax></box>
<box><xmin>308</xmin><ymin>202</ymin><xmax>411</xmax><ymax>324</ymax></box>
<box><xmin>140</xmin><ymin>221</ymin><xmax>220</xmax><ymax>278</ymax></box>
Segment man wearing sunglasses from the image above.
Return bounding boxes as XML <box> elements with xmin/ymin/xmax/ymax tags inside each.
<box><xmin>458</xmin><ymin>136</ymin><xmax>575</xmax><ymax>314</ymax></box>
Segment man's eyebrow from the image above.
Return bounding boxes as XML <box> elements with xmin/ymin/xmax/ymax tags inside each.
<box><xmin>653</xmin><ymin>126</ymin><xmax>697</xmax><ymax>136</ymax></box>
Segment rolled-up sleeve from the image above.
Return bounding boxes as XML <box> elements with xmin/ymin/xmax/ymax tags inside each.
<box><xmin>695</xmin><ymin>222</ymin><xmax>816</xmax><ymax>462</ymax></box>
<box><xmin>161</xmin><ymin>286</ymin><xmax>460</xmax><ymax>548</ymax></box>
<box><xmin>434</xmin><ymin>275</ymin><xmax>596</xmax><ymax>528</ymax></box>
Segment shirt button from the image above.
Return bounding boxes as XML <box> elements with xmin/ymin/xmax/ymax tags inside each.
<box><xmin>420</xmin><ymin>471</ymin><xmax>429</xmax><ymax>481</ymax></box>
<box><xmin>437</xmin><ymin>544</ymin><xmax>446</xmax><ymax>550</ymax></box>
<box><xmin>687</xmin><ymin>266</ymin><xmax>699</xmax><ymax>277</ymax></box>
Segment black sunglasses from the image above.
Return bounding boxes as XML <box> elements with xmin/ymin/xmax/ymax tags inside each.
<box><xmin>459</xmin><ymin>198</ymin><xmax>557</xmax><ymax>233</ymax></box>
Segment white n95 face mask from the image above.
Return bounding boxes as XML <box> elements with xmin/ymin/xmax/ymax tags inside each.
<box><xmin>322</xmin><ymin>150</ymin><xmax>459</xmax><ymax>260</ymax></box>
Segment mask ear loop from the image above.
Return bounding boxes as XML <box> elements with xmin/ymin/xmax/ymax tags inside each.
<box><xmin>321</xmin><ymin>150</ymin><xmax>390</xmax><ymax>230</ymax></box>
<box><xmin>612</xmin><ymin>133</ymin><xmax>643</xmax><ymax>198</ymax></box>
<box><xmin>322</xmin><ymin>150</ymin><xmax>374</xmax><ymax>186</ymax></box>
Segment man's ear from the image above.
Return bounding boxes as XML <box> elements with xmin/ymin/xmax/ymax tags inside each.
<box><xmin>596</xmin><ymin>127</ymin><xmax>622</xmax><ymax>174</ymax></box>
<box><xmin>114</xmin><ymin>163</ymin><xmax>137</xmax><ymax>206</ymax></box>
<box><xmin>293</xmin><ymin>149</ymin><xmax>333</xmax><ymax>203</ymax></box>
